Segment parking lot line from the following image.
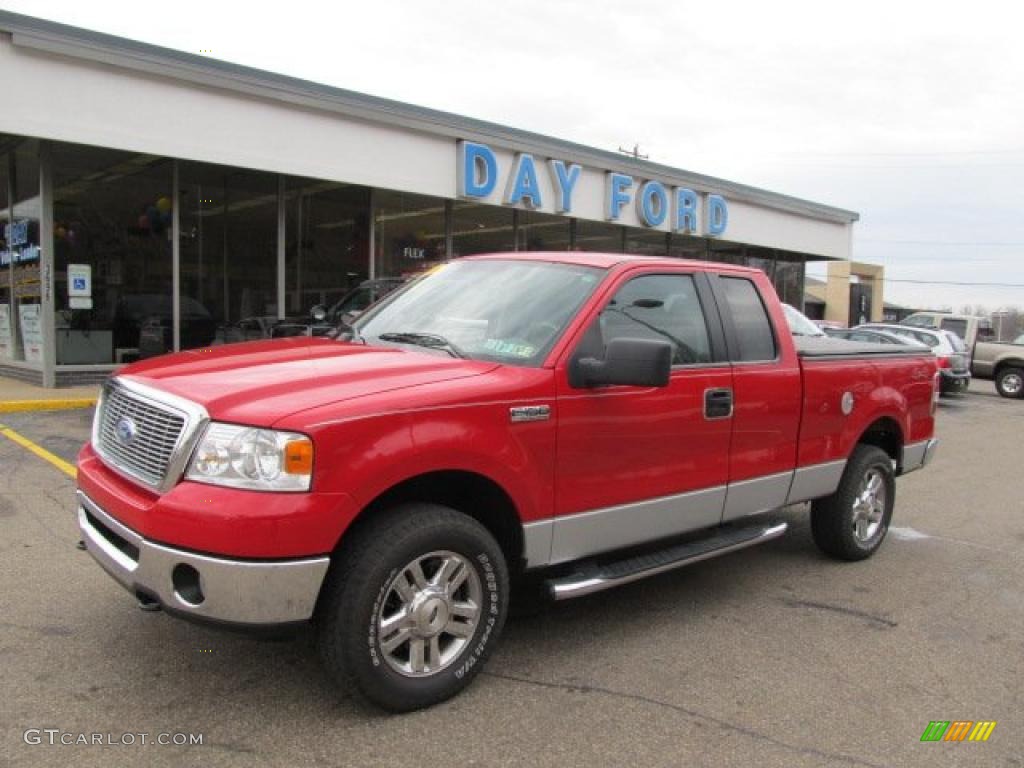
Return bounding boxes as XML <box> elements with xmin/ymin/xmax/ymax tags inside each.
<box><xmin>0</xmin><ymin>398</ymin><xmax>97</xmax><ymax>413</ymax></box>
<box><xmin>0</xmin><ymin>423</ymin><xmax>78</xmax><ymax>478</ymax></box>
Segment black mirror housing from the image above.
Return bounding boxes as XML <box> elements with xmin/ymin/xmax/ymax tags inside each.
<box><xmin>571</xmin><ymin>337</ymin><xmax>672</xmax><ymax>389</ymax></box>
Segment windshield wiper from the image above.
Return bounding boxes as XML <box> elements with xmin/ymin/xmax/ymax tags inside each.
<box><xmin>376</xmin><ymin>332</ymin><xmax>466</xmax><ymax>359</ymax></box>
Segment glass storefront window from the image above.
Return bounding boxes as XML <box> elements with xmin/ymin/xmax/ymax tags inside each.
<box><xmin>450</xmin><ymin>201</ymin><xmax>514</xmax><ymax>257</ymax></box>
<box><xmin>179</xmin><ymin>162</ymin><xmax>279</xmax><ymax>352</ymax></box>
<box><xmin>624</xmin><ymin>228</ymin><xmax>668</xmax><ymax>256</ymax></box>
<box><xmin>773</xmin><ymin>257</ymin><xmax>805</xmax><ymax>309</ymax></box>
<box><xmin>373</xmin><ymin>190</ymin><xmax>447</xmax><ymax>278</ymax></box>
<box><xmin>744</xmin><ymin>246</ymin><xmax>776</xmax><ymax>285</ymax></box>
<box><xmin>0</xmin><ymin>147</ymin><xmax>11</xmax><ymax>360</ymax></box>
<box><xmin>575</xmin><ymin>220</ymin><xmax>623</xmax><ymax>253</ymax></box>
<box><xmin>707</xmin><ymin>240</ymin><xmax>746</xmax><ymax>266</ymax></box>
<box><xmin>516</xmin><ymin>210</ymin><xmax>571</xmax><ymax>252</ymax></box>
<box><xmin>285</xmin><ymin>180</ymin><xmax>370</xmax><ymax>318</ymax></box>
<box><xmin>669</xmin><ymin>233</ymin><xmax>708</xmax><ymax>261</ymax></box>
<box><xmin>9</xmin><ymin>140</ymin><xmax>41</xmax><ymax>364</ymax></box>
<box><xmin>52</xmin><ymin>142</ymin><xmax>173</xmax><ymax>365</ymax></box>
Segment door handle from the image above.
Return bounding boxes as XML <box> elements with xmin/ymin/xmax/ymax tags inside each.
<box><xmin>704</xmin><ymin>388</ymin><xmax>733</xmax><ymax>419</ymax></box>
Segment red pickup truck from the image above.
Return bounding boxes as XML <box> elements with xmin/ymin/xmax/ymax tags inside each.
<box><xmin>76</xmin><ymin>252</ymin><xmax>939</xmax><ymax>711</ymax></box>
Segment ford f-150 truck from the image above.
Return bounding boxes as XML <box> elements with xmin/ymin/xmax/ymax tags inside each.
<box><xmin>76</xmin><ymin>252</ymin><xmax>939</xmax><ymax>712</ymax></box>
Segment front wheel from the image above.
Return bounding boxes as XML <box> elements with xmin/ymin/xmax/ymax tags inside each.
<box><xmin>995</xmin><ymin>367</ymin><xmax>1024</xmax><ymax>399</ymax></box>
<box><xmin>316</xmin><ymin>503</ymin><xmax>509</xmax><ymax>712</ymax></box>
<box><xmin>811</xmin><ymin>445</ymin><xmax>895</xmax><ymax>561</ymax></box>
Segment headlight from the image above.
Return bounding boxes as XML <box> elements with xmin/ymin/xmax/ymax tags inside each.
<box><xmin>186</xmin><ymin>422</ymin><xmax>314</xmax><ymax>492</ymax></box>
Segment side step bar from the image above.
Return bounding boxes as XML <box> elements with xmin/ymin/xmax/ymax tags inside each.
<box><xmin>546</xmin><ymin>521</ymin><xmax>788</xmax><ymax>601</ymax></box>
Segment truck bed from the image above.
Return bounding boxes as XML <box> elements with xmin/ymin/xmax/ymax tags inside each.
<box><xmin>794</xmin><ymin>336</ymin><xmax>929</xmax><ymax>358</ymax></box>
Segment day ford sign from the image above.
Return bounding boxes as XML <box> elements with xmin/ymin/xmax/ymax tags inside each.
<box><xmin>456</xmin><ymin>140</ymin><xmax>728</xmax><ymax>236</ymax></box>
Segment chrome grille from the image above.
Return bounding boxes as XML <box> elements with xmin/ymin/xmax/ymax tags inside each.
<box><xmin>96</xmin><ymin>383</ymin><xmax>187</xmax><ymax>487</ymax></box>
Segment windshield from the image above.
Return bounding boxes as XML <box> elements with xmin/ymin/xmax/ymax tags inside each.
<box><xmin>354</xmin><ymin>259</ymin><xmax>604</xmax><ymax>366</ymax></box>
<box><xmin>902</xmin><ymin>313</ymin><xmax>938</xmax><ymax>328</ymax></box>
<box><xmin>782</xmin><ymin>303</ymin><xmax>825</xmax><ymax>336</ymax></box>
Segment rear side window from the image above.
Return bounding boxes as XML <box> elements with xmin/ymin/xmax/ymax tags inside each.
<box><xmin>721</xmin><ymin>277</ymin><xmax>776</xmax><ymax>361</ymax></box>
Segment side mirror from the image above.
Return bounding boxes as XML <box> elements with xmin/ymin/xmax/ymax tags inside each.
<box><xmin>310</xmin><ymin>305</ymin><xmax>327</xmax><ymax>323</ymax></box>
<box><xmin>570</xmin><ymin>338</ymin><xmax>672</xmax><ymax>389</ymax></box>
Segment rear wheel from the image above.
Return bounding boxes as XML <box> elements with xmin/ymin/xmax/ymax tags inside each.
<box><xmin>995</xmin><ymin>367</ymin><xmax>1024</xmax><ymax>399</ymax></box>
<box><xmin>316</xmin><ymin>503</ymin><xmax>509</xmax><ymax>712</ymax></box>
<box><xmin>811</xmin><ymin>445</ymin><xmax>894</xmax><ymax>561</ymax></box>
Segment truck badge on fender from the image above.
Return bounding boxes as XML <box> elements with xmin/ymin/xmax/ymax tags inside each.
<box><xmin>509</xmin><ymin>405</ymin><xmax>551</xmax><ymax>423</ymax></box>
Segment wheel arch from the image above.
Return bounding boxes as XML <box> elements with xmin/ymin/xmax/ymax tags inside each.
<box><xmin>856</xmin><ymin>416</ymin><xmax>903</xmax><ymax>468</ymax></box>
<box><xmin>339</xmin><ymin>470</ymin><xmax>525</xmax><ymax>574</ymax></box>
<box><xmin>994</xmin><ymin>358</ymin><xmax>1024</xmax><ymax>376</ymax></box>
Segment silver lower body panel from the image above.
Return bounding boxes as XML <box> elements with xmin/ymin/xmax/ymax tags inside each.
<box><xmin>77</xmin><ymin>490</ymin><xmax>329</xmax><ymax>626</ymax></box>
<box><xmin>901</xmin><ymin>438</ymin><xmax>938</xmax><ymax>475</ymax></box>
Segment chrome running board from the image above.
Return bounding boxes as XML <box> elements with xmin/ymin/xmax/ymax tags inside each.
<box><xmin>546</xmin><ymin>521</ymin><xmax>788</xmax><ymax>600</ymax></box>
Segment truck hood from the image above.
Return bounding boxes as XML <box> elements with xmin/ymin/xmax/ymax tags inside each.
<box><xmin>119</xmin><ymin>337</ymin><xmax>499</xmax><ymax>425</ymax></box>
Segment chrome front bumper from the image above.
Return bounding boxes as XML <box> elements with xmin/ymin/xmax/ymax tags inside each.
<box><xmin>900</xmin><ymin>438</ymin><xmax>939</xmax><ymax>475</ymax></box>
<box><xmin>77</xmin><ymin>491</ymin><xmax>330</xmax><ymax>626</ymax></box>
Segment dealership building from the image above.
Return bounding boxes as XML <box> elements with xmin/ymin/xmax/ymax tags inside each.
<box><xmin>0</xmin><ymin>11</ymin><xmax>858</xmax><ymax>387</ymax></box>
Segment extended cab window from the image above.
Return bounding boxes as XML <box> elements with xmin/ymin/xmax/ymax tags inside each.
<box><xmin>720</xmin><ymin>277</ymin><xmax>776</xmax><ymax>361</ymax></box>
<box><xmin>577</xmin><ymin>274</ymin><xmax>712</xmax><ymax>365</ymax></box>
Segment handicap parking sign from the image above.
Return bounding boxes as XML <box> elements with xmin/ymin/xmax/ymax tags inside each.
<box><xmin>67</xmin><ymin>264</ymin><xmax>92</xmax><ymax>299</ymax></box>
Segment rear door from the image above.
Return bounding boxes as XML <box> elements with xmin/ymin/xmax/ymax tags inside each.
<box><xmin>551</xmin><ymin>268</ymin><xmax>733</xmax><ymax>564</ymax></box>
<box><xmin>708</xmin><ymin>273</ymin><xmax>802</xmax><ymax>521</ymax></box>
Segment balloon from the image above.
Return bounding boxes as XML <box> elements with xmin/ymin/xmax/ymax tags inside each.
<box><xmin>55</xmin><ymin>226</ymin><xmax>67</xmax><ymax>240</ymax></box>
<box><xmin>156</xmin><ymin>196</ymin><xmax>172</xmax><ymax>214</ymax></box>
<box><xmin>138</xmin><ymin>214</ymin><xmax>150</xmax><ymax>229</ymax></box>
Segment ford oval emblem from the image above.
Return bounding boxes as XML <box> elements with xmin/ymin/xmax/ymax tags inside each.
<box><xmin>115</xmin><ymin>416</ymin><xmax>138</xmax><ymax>446</ymax></box>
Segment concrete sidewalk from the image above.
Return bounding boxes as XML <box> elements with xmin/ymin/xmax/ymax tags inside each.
<box><xmin>0</xmin><ymin>375</ymin><xmax>100</xmax><ymax>411</ymax></box>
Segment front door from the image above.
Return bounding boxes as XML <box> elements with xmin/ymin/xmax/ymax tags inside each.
<box><xmin>551</xmin><ymin>270</ymin><xmax>733</xmax><ymax>565</ymax></box>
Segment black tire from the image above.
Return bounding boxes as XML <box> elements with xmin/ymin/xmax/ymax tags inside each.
<box><xmin>810</xmin><ymin>445</ymin><xmax>895</xmax><ymax>561</ymax></box>
<box><xmin>316</xmin><ymin>503</ymin><xmax>508</xmax><ymax>712</ymax></box>
<box><xmin>995</xmin><ymin>367</ymin><xmax>1024</xmax><ymax>399</ymax></box>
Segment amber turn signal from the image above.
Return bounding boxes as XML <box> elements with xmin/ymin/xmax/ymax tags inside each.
<box><xmin>284</xmin><ymin>438</ymin><xmax>314</xmax><ymax>475</ymax></box>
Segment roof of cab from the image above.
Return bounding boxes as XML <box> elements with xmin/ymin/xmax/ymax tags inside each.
<box><xmin>464</xmin><ymin>251</ymin><xmax>761</xmax><ymax>275</ymax></box>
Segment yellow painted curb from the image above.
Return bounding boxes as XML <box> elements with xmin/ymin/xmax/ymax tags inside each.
<box><xmin>0</xmin><ymin>423</ymin><xmax>78</xmax><ymax>478</ymax></box>
<box><xmin>0</xmin><ymin>398</ymin><xmax>97</xmax><ymax>413</ymax></box>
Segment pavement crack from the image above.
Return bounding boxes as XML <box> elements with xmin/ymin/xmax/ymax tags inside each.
<box><xmin>483</xmin><ymin>670</ymin><xmax>886</xmax><ymax>768</ymax></box>
<box><xmin>779</xmin><ymin>598</ymin><xmax>898</xmax><ymax>628</ymax></box>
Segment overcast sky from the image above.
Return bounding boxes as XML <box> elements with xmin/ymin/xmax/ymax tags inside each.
<box><xmin>5</xmin><ymin>0</ymin><xmax>1023</xmax><ymax>310</ymax></box>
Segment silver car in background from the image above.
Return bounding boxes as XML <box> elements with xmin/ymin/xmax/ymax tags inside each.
<box><xmin>856</xmin><ymin>323</ymin><xmax>970</xmax><ymax>394</ymax></box>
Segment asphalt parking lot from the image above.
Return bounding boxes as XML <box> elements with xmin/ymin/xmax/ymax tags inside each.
<box><xmin>1</xmin><ymin>380</ymin><xmax>1020</xmax><ymax>768</ymax></box>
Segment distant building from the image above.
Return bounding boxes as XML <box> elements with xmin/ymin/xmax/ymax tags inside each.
<box><xmin>803</xmin><ymin>262</ymin><xmax>890</xmax><ymax>326</ymax></box>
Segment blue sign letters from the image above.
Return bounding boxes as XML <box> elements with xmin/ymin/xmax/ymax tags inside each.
<box><xmin>674</xmin><ymin>188</ymin><xmax>699</xmax><ymax>233</ymax></box>
<box><xmin>637</xmin><ymin>181</ymin><xmax>669</xmax><ymax>228</ymax></box>
<box><xmin>457</xmin><ymin>141</ymin><xmax>498</xmax><ymax>198</ymax></box>
<box><xmin>706</xmin><ymin>194</ymin><xmax>728</xmax><ymax>236</ymax></box>
<box><xmin>456</xmin><ymin>141</ymin><xmax>727</xmax><ymax>236</ymax></box>
<box><xmin>605</xmin><ymin>173</ymin><xmax>633</xmax><ymax>221</ymax></box>
<box><xmin>505</xmin><ymin>153</ymin><xmax>543</xmax><ymax>208</ymax></box>
<box><xmin>549</xmin><ymin>160</ymin><xmax>581</xmax><ymax>214</ymax></box>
